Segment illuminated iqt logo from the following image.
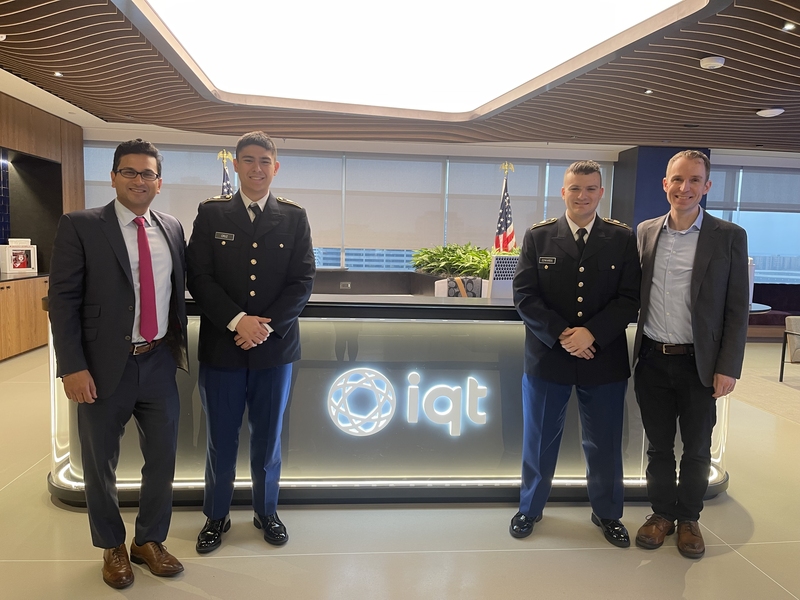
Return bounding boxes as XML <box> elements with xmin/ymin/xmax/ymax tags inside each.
<box><xmin>328</xmin><ymin>368</ymin><xmax>397</xmax><ymax>436</ymax></box>
<box><xmin>327</xmin><ymin>368</ymin><xmax>488</xmax><ymax>437</ymax></box>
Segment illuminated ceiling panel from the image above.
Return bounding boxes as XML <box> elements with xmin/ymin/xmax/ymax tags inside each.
<box><xmin>146</xmin><ymin>0</ymin><xmax>682</xmax><ymax>113</ymax></box>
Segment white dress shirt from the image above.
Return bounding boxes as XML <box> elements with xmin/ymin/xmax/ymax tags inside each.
<box><xmin>114</xmin><ymin>200</ymin><xmax>173</xmax><ymax>344</ymax></box>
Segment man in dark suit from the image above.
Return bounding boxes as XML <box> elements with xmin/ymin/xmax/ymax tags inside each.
<box><xmin>510</xmin><ymin>160</ymin><xmax>641</xmax><ymax>546</ymax></box>
<box><xmin>49</xmin><ymin>139</ymin><xmax>188</xmax><ymax>589</ymax></box>
<box><xmin>634</xmin><ymin>150</ymin><xmax>749</xmax><ymax>558</ymax></box>
<box><xmin>187</xmin><ymin>131</ymin><xmax>315</xmax><ymax>553</ymax></box>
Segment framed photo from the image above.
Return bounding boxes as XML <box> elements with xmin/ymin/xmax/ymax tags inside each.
<box><xmin>0</xmin><ymin>245</ymin><xmax>38</xmax><ymax>273</ymax></box>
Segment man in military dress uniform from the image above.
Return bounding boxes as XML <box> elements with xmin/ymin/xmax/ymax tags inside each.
<box><xmin>509</xmin><ymin>160</ymin><xmax>641</xmax><ymax>546</ymax></box>
<box><xmin>187</xmin><ymin>131</ymin><xmax>315</xmax><ymax>553</ymax></box>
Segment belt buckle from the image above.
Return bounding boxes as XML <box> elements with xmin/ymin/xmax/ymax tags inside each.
<box><xmin>132</xmin><ymin>343</ymin><xmax>150</xmax><ymax>356</ymax></box>
<box><xmin>661</xmin><ymin>343</ymin><xmax>677</xmax><ymax>355</ymax></box>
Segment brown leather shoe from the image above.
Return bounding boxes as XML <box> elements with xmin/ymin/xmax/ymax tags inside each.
<box><xmin>130</xmin><ymin>541</ymin><xmax>184</xmax><ymax>576</ymax></box>
<box><xmin>676</xmin><ymin>520</ymin><xmax>705</xmax><ymax>559</ymax></box>
<box><xmin>635</xmin><ymin>514</ymin><xmax>676</xmax><ymax>549</ymax></box>
<box><xmin>102</xmin><ymin>543</ymin><xmax>134</xmax><ymax>589</ymax></box>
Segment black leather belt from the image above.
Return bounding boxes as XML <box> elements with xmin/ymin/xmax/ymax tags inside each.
<box><xmin>130</xmin><ymin>338</ymin><xmax>164</xmax><ymax>355</ymax></box>
<box><xmin>642</xmin><ymin>336</ymin><xmax>694</xmax><ymax>356</ymax></box>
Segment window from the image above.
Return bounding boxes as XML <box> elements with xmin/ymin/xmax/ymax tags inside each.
<box><xmin>85</xmin><ymin>144</ymin><xmax>614</xmax><ymax>271</ymax></box>
<box><xmin>707</xmin><ymin>166</ymin><xmax>800</xmax><ymax>284</ymax></box>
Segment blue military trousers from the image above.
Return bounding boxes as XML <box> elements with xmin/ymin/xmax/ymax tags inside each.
<box><xmin>519</xmin><ymin>374</ymin><xmax>626</xmax><ymax>520</ymax></box>
<box><xmin>199</xmin><ymin>362</ymin><xmax>292</xmax><ymax>519</ymax></box>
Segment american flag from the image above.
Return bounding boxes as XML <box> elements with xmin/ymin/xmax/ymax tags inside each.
<box><xmin>494</xmin><ymin>176</ymin><xmax>516</xmax><ymax>251</ymax></box>
<box><xmin>221</xmin><ymin>162</ymin><xmax>233</xmax><ymax>196</ymax></box>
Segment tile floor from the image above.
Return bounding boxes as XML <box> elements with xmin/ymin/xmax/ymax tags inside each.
<box><xmin>1</xmin><ymin>343</ymin><xmax>798</xmax><ymax>599</ymax></box>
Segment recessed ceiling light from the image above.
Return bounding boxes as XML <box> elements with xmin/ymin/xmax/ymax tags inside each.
<box><xmin>700</xmin><ymin>56</ymin><xmax>725</xmax><ymax>70</ymax></box>
<box><xmin>644</xmin><ymin>89</ymin><xmax>654</xmax><ymax>95</ymax></box>
<box><xmin>0</xmin><ymin>34</ymin><xmax>7</xmax><ymax>42</ymax></box>
<box><xmin>783</xmin><ymin>22</ymin><xmax>796</xmax><ymax>31</ymax></box>
<box><xmin>756</xmin><ymin>108</ymin><xmax>785</xmax><ymax>118</ymax></box>
<box><xmin>53</xmin><ymin>71</ymin><xmax>64</xmax><ymax>77</ymax></box>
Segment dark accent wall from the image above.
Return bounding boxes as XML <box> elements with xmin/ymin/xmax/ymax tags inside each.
<box><xmin>0</xmin><ymin>148</ymin><xmax>8</xmax><ymax>244</ymax></box>
<box><xmin>8</xmin><ymin>150</ymin><xmax>63</xmax><ymax>273</ymax></box>
<box><xmin>611</xmin><ymin>146</ymin><xmax>711</xmax><ymax>231</ymax></box>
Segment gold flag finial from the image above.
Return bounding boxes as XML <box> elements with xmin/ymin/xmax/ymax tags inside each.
<box><xmin>217</xmin><ymin>149</ymin><xmax>233</xmax><ymax>166</ymax></box>
<box><xmin>500</xmin><ymin>161</ymin><xmax>515</xmax><ymax>176</ymax></box>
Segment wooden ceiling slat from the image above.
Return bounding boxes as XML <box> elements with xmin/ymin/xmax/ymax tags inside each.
<box><xmin>1</xmin><ymin>0</ymin><xmax>799</xmax><ymax>150</ymax></box>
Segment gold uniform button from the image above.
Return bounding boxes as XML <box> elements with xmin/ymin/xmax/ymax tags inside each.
<box><xmin>251</xmin><ymin>259</ymin><xmax>257</xmax><ymax>265</ymax></box>
<box><xmin>611</xmin><ymin>265</ymin><xmax>616</xmax><ymax>270</ymax></box>
<box><xmin>279</xmin><ymin>243</ymin><xmax>284</xmax><ymax>248</ymax></box>
<box><xmin>577</xmin><ymin>297</ymin><xmax>583</xmax><ymax>303</ymax></box>
<box><xmin>250</xmin><ymin>274</ymin><xmax>256</xmax><ymax>280</ymax></box>
<box><xmin>577</xmin><ymin>311</ymin><xmax>583</xmax><ymax>317</ymax></box>
<box><xmin>579</xmin><ymin>266</ymin><xmax>585</xmax><ymax>273</ymax></box>
<box><xmin>221</xmin><ymin>241</ymin><xmax>226</xmax><ymax>246</ymax></box>
<box><xmin>250</xmin><ymin>291</ymin><xmax>256</xmax><ymax>297</ymax></box>
<box><xmin>544</xmin><ymin>265</ymin><xmax>549</xmax><ymax>270</ymax></box>
<box><xmin>252</xmin><ymin>242</ymin><xmax>258</xmax><ymax>249</ymax></box>
<box><xmin>578</xmin><ymin>282</ymin><xmax>584</xmax><ymax>287</ymax></box>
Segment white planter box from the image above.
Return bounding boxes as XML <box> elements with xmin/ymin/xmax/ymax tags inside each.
<box><xmin>434</xmin><ymin>277</ymin><xmax>489</xmax><ymax>298</ymax></box>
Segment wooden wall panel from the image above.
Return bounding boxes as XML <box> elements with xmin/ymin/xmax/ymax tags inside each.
<box><xmin>0</xmin><ymin>92</ymin><xmax>62</xmax><ymax>162</ymax></box>
<box><xmin>60</xmin><ymin>121</ymin><xmax>85</xmax><ymax>213</ymax></box>
<box><xmin>0</xmin><ymin>276</ymin><xmax>48</xmax><ymax>360</ymax></box>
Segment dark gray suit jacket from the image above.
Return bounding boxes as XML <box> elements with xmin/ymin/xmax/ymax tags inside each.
<box><xmin>48</xmin><ymin>200</ymin><xmax>189</xmax><ymax>399</ymax></box>
<box><xmin>633</xmin><ymin>210</ymin><xmax>749</xmax><ymax>387</ymax></box>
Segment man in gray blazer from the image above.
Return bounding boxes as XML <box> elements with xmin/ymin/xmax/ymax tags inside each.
<box><xmin>633</xmin><ymin>150</ymin><xmax>749</xmax><ymax>559</ymax></box>
<box><xmin>49</xmin><ymin>139</ymin><xmax>188</xmax><ymax>588</ymax></box>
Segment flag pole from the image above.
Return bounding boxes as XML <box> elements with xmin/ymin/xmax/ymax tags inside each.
<box><xmin>494</xmin><ymin>162</ymin><xmax>516</xmax><ymax>252</ymax></box>
<box><xmin>217</xmin><ymin>149</ymin><xmax>234</xmax><ymax>196</ymax></box>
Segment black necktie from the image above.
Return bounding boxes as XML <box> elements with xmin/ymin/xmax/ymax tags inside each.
<box><xmin>576</xmin><ymin>227</ymin><xmax>587</xmax><ymax>255</ymax></box>
<box><xmin>250</xmin><ymin>202</ymin><xmax>262</xmax><ymax>230</ymax></box>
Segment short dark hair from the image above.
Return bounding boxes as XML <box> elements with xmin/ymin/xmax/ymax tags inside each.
<box><xmin>667</xmin><ymin>149</ymin><xmax>711</xmax><ymax>181</ymax></box>
<box><xmin>235</xmin><ymin>131</ymin><xmax>278</xmax><ymax>159</ymax></box>
<box><xmin>112</xmin><ymin>139</ymin><xmax>163</xmax><ymax>176</ymax></box>
<box><xmin>564</xmin><ymin>160</ymin><xmax>602</xmax><ymax>187</ymax></box>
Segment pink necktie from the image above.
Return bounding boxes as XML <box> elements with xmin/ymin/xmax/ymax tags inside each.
<box><xmin>134</xmin><ymin>216</ymin><xmax>157</xmax><ymax>342</ymax></box>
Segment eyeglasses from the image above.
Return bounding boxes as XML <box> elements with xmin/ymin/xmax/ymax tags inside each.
<box><xmin>114</xmin><ymin>168</ymin><xmax>160</xmax><ymax>181</ymax></box>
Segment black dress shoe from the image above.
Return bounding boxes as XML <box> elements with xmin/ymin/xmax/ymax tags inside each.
<box><xmin>591</xmin><ymin>513</ymin><xmax>630</xmax><ymax>548</ymax></box>
<box><xmin>509</xmin><ymin>511</ymin><xmax>543</xmax><ymax>539</ymax></box>
<box><xmin>196</xmin><ymin>515</ymin><xmax>231</xmax><ymax>554</ymax></box>
<box><xmin>254</xmin><ymin>512</ymin><xmax>288</xmax><ymax>546</ymax></box>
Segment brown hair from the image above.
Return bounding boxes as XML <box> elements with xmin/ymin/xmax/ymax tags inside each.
<box><xmin>666</xmin><ymin>150</ymin><xmax>710</xmax><ymax>181</ymax></box>
<box><xmin>564</xmin><ymin>160</ymin><xmax>602</xmax><ymax>186</ymax></box>
<box><xmin>235</xmin><ymin>131</ymin><xmax>277</xmax><ymax>159</ymax></box>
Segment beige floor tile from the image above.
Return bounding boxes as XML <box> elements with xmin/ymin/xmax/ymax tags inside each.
<box><xmin>2</xmin><ymin>342</ymin><xmax>800</xmax><ymax>599</ymax></box>
<box><xmin>734</xmin><ymin>542</ymin><xmax>800</xmax><ymax>598</ymax></box>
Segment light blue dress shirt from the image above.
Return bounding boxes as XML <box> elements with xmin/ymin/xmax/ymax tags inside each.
<box><xmin>642</xmin><ymin>209</ymin><xmax>704</xmax><ymax>344</ymax></box>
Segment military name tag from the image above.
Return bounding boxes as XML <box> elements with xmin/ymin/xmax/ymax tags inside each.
<box><xmin>215</xmin><ymin>232</ymin><xmax>235</xmax><ymax>241</ymax></box>
<box><xmin>539</xmin><ymin>257</ymin><xmax>557</xmax><ymax>265</ymax></box>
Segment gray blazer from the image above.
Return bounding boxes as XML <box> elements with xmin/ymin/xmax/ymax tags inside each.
<box><xmin>633</xmin><ymin>211</ymin><xmax>749</xmax><ymax>387</ymax></box>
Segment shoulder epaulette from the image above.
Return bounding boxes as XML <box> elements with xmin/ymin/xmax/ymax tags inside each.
<box><xmin>202</xmin><ymin>194</ymin><xmax>233</xmax><ymax>203</ymax></box>
<box><xmin>602</xmin><ymin>217</ymin><xmax>631</xmax><ymax>229</ymax></box>
<box><xmin>276</xmin><ymin>196</ymin><xmax>303</xmax><ymax>209</ymax></box>
<box><xmin>531</xmin><ymin>218</ymin><xmax>558</xmax><ymax>229</ymax></box>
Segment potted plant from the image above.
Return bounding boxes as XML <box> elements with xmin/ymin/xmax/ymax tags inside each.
<box><xmin>412</xmin><ymin>243</ymin><xmax>509</xmax><ymax>297</ymax></box>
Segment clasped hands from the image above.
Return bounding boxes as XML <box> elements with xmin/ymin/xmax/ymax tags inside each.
<box><xmin>234</xmin><ymin>315</ymin><xmax>272</xmax><ymax>350</ymax></box>
<box><xmin>559</xmin><ymin>327</ymin><xmax>596</xmax><ymax>360</ymax></box>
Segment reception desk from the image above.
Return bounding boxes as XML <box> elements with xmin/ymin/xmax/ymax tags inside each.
<box><xmin>47</xmin><ymin>294</ymin><xmax>730</xmax><ymax>505</ymax></box>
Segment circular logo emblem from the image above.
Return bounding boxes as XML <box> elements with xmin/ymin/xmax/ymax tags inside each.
<box><xmin>327</xmin><ymin>368</ymin><xmax>396</xmax><ymax>436</ymax></box>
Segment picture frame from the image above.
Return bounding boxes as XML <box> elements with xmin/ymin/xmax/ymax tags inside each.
<box><xmin>0</xmin><ymin>244</ymin><xmax>38</xmax><ymax>274</ymax></box>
